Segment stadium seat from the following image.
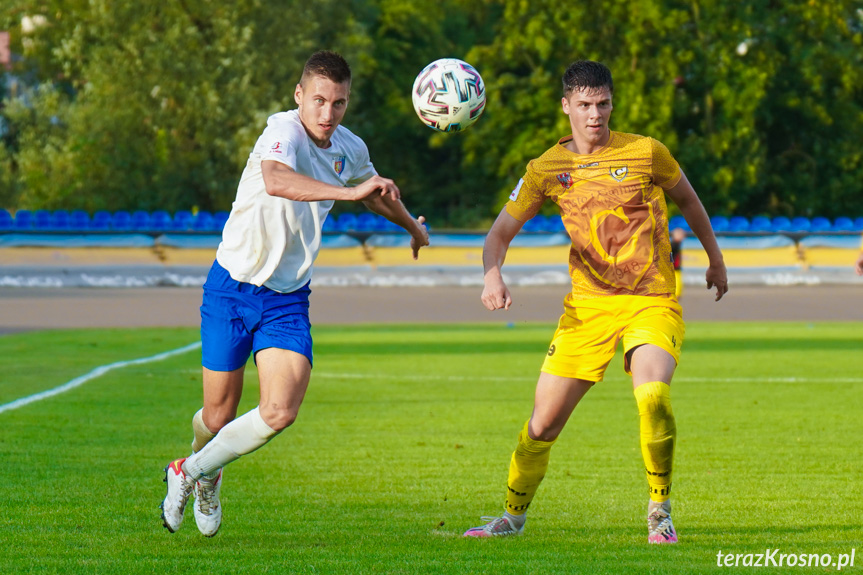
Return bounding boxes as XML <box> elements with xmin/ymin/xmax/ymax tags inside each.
<box><xmin>192</xmin><ymin>211</ymin><xmax>214</xmax><ymax>231</ymax></box>
<box><xmin>748</xmin><ymin>216</ymin><xmax>772</xmax><ymax>232</ymax></box>
<box><xmin>336</xmin><ymin>213</ymin><xmax>358</xmax><ymax>232</ymax></box>
<box><xmin>14</xmin><ymin>210</ymin><xmax>33</xmax><ymax>231</ymax></box>
<box><xmin>150</xmin><ymin>210</ymin><xmax>172</xmax><ymax>231</ymax></box>
<box><xmin>172</xmin><ymin>210</ymin><xmax>193</xmax><ymax>231</ymax></box>
<box><xmin>213</xmin><ymin>211</ymin><xmax>230</xmax><ymax>231</ymax></box>
<box><xmin>854</xmin><ymin>217</ymin><xmax>863</xmax><ymax>232</ymax></box>
<box><xmin>522</xmin><ymin>214</ymin><xmax>547</xmax><ymax>232</ymax></box>
<box><xmin>354</xmin><ymin>213</ymin><xmax>378</xmax><ymax>232</ymax></box>
<box><xmin>728</xmin><ymin>216</ymin><xmax>749</xmax><ymax>232</ymax></box>
<box><xmin>112</xmin><ymin>211</ymin><xmax>132</xmax><ymax>231</ymax></box>
<box><xmin>52</xmin><ymin>210</ymin><xmax>71</xmax><ymax>230</ymax></box>
<box><xmin>545</xmin><ymin>215</ymin><xmax>566</xmax><ymax>233</ymax></box>
<box><xmin>131</xmin><ymin>210</ymin><xmax>151</xmax><ymax>231</ymax></box>
<box><xmin>831</xmin><ymin>216</ymin><xmax>854</xmax><ymax>232</ymax></box>
<box><xmin>91</xmin><ymin>210</ymin><xmax>112</xmax><ymax>230</ymax></box>
<box><xmin>789</xmin><ymin>216</ymin><xmax>811</xmax><ymax>233</ymax></box>
<box><xmin>809</xmin><ymin>217</ymin><xmax>831</xmax><ymax>233</ymax></box>
<box><xmin>322</xmin><ymin>214</ymin><xmax>338</xmax><ymax>232</ymax></box>
<box><xmin>70</xmin><ymin>210</ymin><xmax>90</xmax><ymax>231</ymax></box>
<box><xmin>34</xmin><ymin>209</ymin><xmax>53</xmax><ymax>230</ymax></box>
<box><xmin>668</xmin><ymin>215</ymin><xmax>690</xmax><ymax>233</ymax></box>
<box><xmin>770</xmin><ymin>216</ymin><xmax>792</xmax><ymax>232</ymax></box>
<box><xmin>710</xmin><ymin>216</ymin><xmax>729</xmax><ymax>233</ymax></box>
<box><xmin>0</xmin><ymin>209</ymin><xmax>13</xmax><ymax>230</ymax></box>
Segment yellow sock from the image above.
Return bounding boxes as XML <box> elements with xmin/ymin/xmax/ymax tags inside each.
<box><xmin>191</xmin><ymin>408</ymin><xmax>216</xmax><ymax>453</ymax></box>
<box><xmin>505</xmin><ymin>420</ymin><xmax>556</xmax><ymax>515</ymax></box>
<box><xmin>634</xmin><ymin>381</ymin><xmax>676</xmax><ymax>502</ymax></box>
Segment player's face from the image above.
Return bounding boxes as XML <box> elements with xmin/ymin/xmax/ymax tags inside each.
<box><xmin>294</xmin><ymin>74</ymin><xmax>350</xmax><ymax>148</ymax></box>
<box><xmin>561</xmin><ymin>87</ymin><xmax>613</xmax><ymax>153</ymax></box>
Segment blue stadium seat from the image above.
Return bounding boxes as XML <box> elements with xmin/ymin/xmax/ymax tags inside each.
<box><xmin>192</xmin><ymin>211</ymin><xmax>214</xmax><ymax>231</ymax></box>
<box><xmin>336</xmin><ymin>213</ymin><xmax>357</xmax><ymax>232</ymax></box>
<box><xmin>854</xmin><ymin>217</ymin><xmax>863</xmax><ymax>232</ymax></box>
<box><xmin>770</xmin><ymin>216</ymin><xmax>791</xmax><ymax>232</ymax></box>
<box><xmin>213</xmin><ymin>211</ymin><xmax>230</xmax><ymax>232</ymax></box>
<box><xmin>728</xmin><ymin>216</ymin><xmax>749</xmax><ymax>232</ymax></box>
<box><xmin>748</xmin><ymin>216</ymin><xmax>772</xmax><ymax>232</ymax></box>
<box><xmin>809</xmin><ymin>217</ymin><xmax>831</xmax><ymax>233</ymax></box>
<box><xmin>354</xmin><ymin>213</ymin><xmax>378</xmax><ymax>232</ymax></box>
<box><xmin>91</xmin><ymin>210</ymin><xmax>112</xmax><ymax>230</ymax></box>
<box><xmin>0</xmin><ymin>209</ymin><xmax>13</xmax><ymax>230</ymax></box>
<box><xmin>52</xmin><ymin>210</ymin><xmax>71</xmax><ymax>231</ymax></box>
<box><xmin>14</xmin><ymin>210</ymin><xmax>33</xmax><ymax>230</ymax></box>
<box><xmin>322</xmin><ymin>214</ymin><xmax>338</xmax><ymax>232</ymax></box>
<box><xmin>150</xmin><ymin>210</ymin><xmax>172</xmax><ymax>231</ymax></box>
<box><xmin>710</xmin><ymin>216</ymin><xmax>729</xmax><ymax>233</ymax></box>
<box><xmin>831</xmin><ymin>216</ymin><xmax>854</xmax><ymax>232</ymax></box>
<box><xmin>131</xmin><ymin>210</ymin><xmax>151</xmax><ymax>231</ymax></box>
<box><xmin>668</xmin><ymin>215</ymin><xmax>690</xmax><ymax>233</ymax></box>
<box><xmin>112</xmin><ymin>211</ymin><xmax>132</xmax><ymax>231</ymax></box>
<box><xmin>172</xmin><ymin>210</ymin><xmax>193</xmax><ymax>231</ymax></box>
<box><xmin>522</xmin><ymin>214</ymin><xmax>547</xmax><ymax>232</ymax></box>
<box><xmin>546</xmin><ymin>215</ymin><xmax>566</xmax><ymax>233</ymax></box>
<box><xmin>789</xmin><ymin>216</ymin><xmax>811</xmax><ymax>233</ymax></box>
<box><xmin>70</xmin><ymin>210</ymin><xmax>90</xmax><ymax>231</ymax></box>
<box><xmin>34</xmin><ymin>209</ymin><xmax>53</xmax><ymax>230</ymax></box>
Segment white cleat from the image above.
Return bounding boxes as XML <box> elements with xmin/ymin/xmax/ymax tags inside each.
<box><xmin>194</xmin><ymin>470</ymin><xmax>223</xmax><ymax>537</ymax></box>
<box><xmin>647</xmin><ymin>499</ymin><xmax>678</xmax><ymax>544</ymax></box>
<box><xmin>463</xmin><ymin>515</ymin><xmax>525</xmax><ymax>538</ymax></box>
<box><xmin>161</xmin><ymin>458</ymin><xmax>195</xmax><ymax>533</ymax></box>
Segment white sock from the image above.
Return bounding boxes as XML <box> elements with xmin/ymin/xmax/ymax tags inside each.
<box><xmin>504</xmin><ymin>511</ymin><xmax>526</xmax><ymax>528</ymax></box>
<box><xmin>183</xmin><ymin>407</ymin><xmax>277</xmax><ymax>480</ymax></box>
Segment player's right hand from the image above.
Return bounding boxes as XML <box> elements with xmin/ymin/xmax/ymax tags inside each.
<box><xmin>481</xmin><ymin>275</ymin><xmax>512</xmax><ymax>311</ymax></box>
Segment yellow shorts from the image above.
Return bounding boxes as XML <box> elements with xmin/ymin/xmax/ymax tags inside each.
<box><xmin>541</xmin><ymin>294</ymin><xmax>685</xmax><ymax>382</ymax></box>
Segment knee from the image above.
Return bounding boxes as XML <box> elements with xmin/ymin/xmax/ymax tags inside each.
<box><xmin>204</xmin><ymin>409</ymin><xmax>237</xmax><ymax>433</ymax></box>
<box><xmin>527</xmin><ymin>419</ymin><xmax>561</xmax><ymax>443</ymax></box>
<box><xmin>259</xmin><ymin>405</ymin><xmax>298</xmax><ymax>432</ymax></box>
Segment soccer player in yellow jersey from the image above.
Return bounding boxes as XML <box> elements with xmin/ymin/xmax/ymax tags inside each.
<box><xmin>463</xmin><ymin>60</ymin><xmax>728</xmax><ymax>543</ymax></box>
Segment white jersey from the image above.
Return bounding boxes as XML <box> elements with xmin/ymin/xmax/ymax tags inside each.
<box><xmin>216</xmin><ymin>110</ymin><xmax>376</xmax><ymax>292</ymax></box>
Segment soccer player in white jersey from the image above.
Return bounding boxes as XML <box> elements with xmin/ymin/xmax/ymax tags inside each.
<box><xmin>160</xmin><ymin>51</ymin><xmax>429</xmax><ymax>536</ymax></box>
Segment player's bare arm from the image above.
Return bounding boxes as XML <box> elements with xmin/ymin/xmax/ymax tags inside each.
<box><xmin>665</xmin><ymin>171</ymin><xmax>728</xmax><ymax>301</ymax></box>
<box><xmin>262</xmin><ymin>160</ymin><xmax>401</xmax><ymax>202</ymax></box>
<box><xmin>481</xmin><ymin>208</ymin><xmax>523</xmax><ymax>311</ymax></box>
<box><xmin>855</xmin><ymin>251</ymin><xmax>863</xmax><ymax>276</ymax></box>
<box><xmin>362</xmin><ymin>193</ymin><xmax>429</xmax><ymax>259</ymax></box>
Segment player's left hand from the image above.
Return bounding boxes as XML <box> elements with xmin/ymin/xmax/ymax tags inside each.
<box><xmin>411</xmin><ymin>216</ymin><xmax>429</xmax><ymax>259</ymax></box>
<box><xmin>706</xmin><ymin>261</ymin><xmax>728</xmax><ymax>301</ymax></box>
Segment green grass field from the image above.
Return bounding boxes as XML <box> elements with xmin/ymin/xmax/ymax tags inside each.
<box><xmin>1</xmin><ymin>322</ymin><xmax>861</xmax><ymax>574</ymax></box>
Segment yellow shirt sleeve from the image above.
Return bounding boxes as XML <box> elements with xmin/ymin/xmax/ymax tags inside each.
<box><xmin>651</xmin><ymin>138</ymin><xmax>682</xmax><ymax>190</ymax></box>
<box><xmin>504</xmin><ymin>162</ymin><xmax>546</xmax><ymax>222</ymax></box>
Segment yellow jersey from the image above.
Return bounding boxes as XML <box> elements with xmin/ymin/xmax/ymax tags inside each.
<box><xmin>506</xmin><ymin>131</ymin><xmax>682</xmax><ymax>300</ymax></box>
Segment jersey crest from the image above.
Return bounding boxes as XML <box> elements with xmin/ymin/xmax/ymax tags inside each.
<box><xmin>333</xmin><ymin>156</ymin><xmax>346</xmax><ymax>176</ymax></box>
<box><xmin>609</xmin><ymin>166</ymin><xmax>628</xmax><ymax>181</ymax></box>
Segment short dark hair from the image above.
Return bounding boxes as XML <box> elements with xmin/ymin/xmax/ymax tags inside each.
<box><xmin>301</xmin><ymin>51</ymin><xmax>352</xmax><ymax>85</ymax></box>
<box><xmin>562</xmin><ymin>60</ymin><xmax>613</xmax><ymax>97</ymax></box>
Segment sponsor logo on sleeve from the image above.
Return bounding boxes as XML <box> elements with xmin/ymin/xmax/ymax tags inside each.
<box><xmin>269</xmin><ymin>141</ymin><xmax>286</xmax><ymax>156</ymax></box>
<box><xmin>509</xmin><ymin>178</ymin><xmax>524</xmax><ymax>201</ymax></box>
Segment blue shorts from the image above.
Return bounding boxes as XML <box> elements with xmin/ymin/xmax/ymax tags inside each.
<box><xmin>200</xmin><ymin>260</ymin><xmax>313</xmax><ymax>371</ymax></box>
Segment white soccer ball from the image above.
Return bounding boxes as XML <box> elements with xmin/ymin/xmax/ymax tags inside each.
<box><xmin>411</xmin><ymin>58</ymin><xmax>486</xmax><ymax>132</ymax></box>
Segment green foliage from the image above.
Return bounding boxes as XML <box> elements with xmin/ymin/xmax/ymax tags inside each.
<box><xmin>1</xmin><ymin>0</ymin><xmax>862</xmax><ymax>223</ymax></box>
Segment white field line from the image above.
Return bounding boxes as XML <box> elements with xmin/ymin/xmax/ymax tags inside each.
<box><xmin>0</xmin><ymin>342</ymin><xmax>201</xmax><ymax>415</ymax></box>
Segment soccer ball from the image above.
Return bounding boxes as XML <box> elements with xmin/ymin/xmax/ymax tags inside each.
<box><xmin>411</xmin><ymin>58</ymin><xmax>486</xmax><ymax>132</ymax></box>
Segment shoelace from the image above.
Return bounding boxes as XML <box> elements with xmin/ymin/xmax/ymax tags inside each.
<box><xmin>648</xmin><ymin>513</ymin><xmax>674</xmax><ymax>536</ymax></box>
<box><xmin>197</xmin><ymin>479</ymin><xmax>217</xmax><ymax>515</ymax></box>
<box><xmin>479</xmin><ymin>516</ymin><xmax>514</xmax><ymax>534</ymax></box>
